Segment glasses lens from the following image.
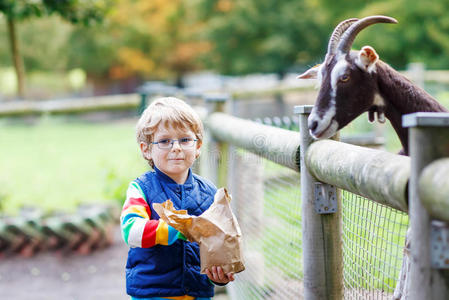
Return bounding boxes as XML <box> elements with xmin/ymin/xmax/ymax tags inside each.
<box><xmin>179</xmin><ymin>138</ymin><xmax>194</xmax><ymax>148</ymax></box>
<box><xmin>156</xmin><ymin>138</ymin><xmax>197</xmax><ymax>149</ymax></box>
<box><xmin>157</xmin><ymin>139</ymin><xmax>172</xmax><ymax>149</ymax></box>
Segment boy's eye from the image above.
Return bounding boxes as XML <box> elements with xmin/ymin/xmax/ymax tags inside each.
<box><xmin>179</xmin><ymin>137</ymin><xmax>193</xmax><ymax>144</ymax></box>
<box><xmin>158</xmin><ymin>139</ymin><xmax>171</xmax><ymax>145</ymax></box>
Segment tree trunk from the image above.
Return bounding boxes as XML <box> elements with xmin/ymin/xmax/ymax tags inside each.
<box><xmin>7</xmin><ymin>17</ymin><xmax>26</xmax><ymax>99</ymax></box>
<box><xmin>175</xmin><ymin>73</ymin><xmax>185</xmax><ymax>88</ymax></box>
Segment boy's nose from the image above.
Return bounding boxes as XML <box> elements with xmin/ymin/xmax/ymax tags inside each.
<box><xmin>171</xmin><ymin>140</ymin><xmax>182</xmax><ymax>150</ymax></box>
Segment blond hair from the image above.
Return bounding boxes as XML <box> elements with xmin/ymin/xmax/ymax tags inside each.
<box><xmin>136</xmin><ymin>97</ymin><xmax>204</xmax><ymax>165</ymax></box>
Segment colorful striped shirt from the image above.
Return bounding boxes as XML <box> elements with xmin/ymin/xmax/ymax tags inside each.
<box><xmin>121</xmin><ymin>181</ymin><xmax>213</xmax><ymax>300</ymax></box>
<box><xmin>120</xmin><ymin>181</ymin><xmax>180</xmax><ymax>248</ymax></box>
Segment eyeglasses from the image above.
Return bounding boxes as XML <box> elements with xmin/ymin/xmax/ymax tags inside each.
<box><xmin>151</xmin><ymin>137</ymin><xmax>198</xmax><ymax>149</ymax></box>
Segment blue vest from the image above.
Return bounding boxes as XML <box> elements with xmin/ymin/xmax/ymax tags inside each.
<box><xmin>125</xmin><ymin>167</ymin><xmax>216</xmax><ymax>298</ymax></box>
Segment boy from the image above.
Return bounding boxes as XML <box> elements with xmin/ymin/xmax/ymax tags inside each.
<box><xmin>121</xmin><ymin>97</ymin><xmax>234</xmax><ymax>300</ymax></box>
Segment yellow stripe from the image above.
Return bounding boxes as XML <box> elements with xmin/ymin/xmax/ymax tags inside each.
<box><xmin>124</xmin><ymin>205</ymin><xmax>150</xmax><ymax>219</ymax></box>
<box><xmin>155</xmin><ymin>219</ymin><xmax>169</xmax><ymax>245</ymax></box>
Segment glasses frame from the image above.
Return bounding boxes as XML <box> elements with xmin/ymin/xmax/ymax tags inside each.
<box><xmin>151</xmin><ymin>137</ymin><xmax>198</xmax><ymax>150</ymax></box>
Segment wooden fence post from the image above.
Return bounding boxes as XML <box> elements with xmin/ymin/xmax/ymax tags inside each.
<box><xmin>403</xmin><ymin>112</ymin><xmax>449</xmax><ymax>300</ymax></box>
<box><xmin>202</xmin><ymin>94</ymin><xmax>229</xmax><ymax>187</ymax></box>
<box><xmin>295</xmin><ymin>105</ymin><xmax>343</xmax><ymax>300</ymax></box>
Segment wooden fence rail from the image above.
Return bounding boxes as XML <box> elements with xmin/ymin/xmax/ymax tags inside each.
<box><xmin>205</xmin><ymin>111</ymin><xmax>449</xmax><ymax>221</ymax></box>
<box><xmin>306</xmin><ymin>139</ymin><xmax>410</xmax><ymax>212</ymax></box>
<box><xmin>0</xmin><ymin>94</ymin><xmax>139</xmax><ymax>116</ymax></box>
<box><xmin>206</xmin><ymin>112</ymin><xmax>300</xmax><ymax>171</ymax></box>
<box><xmin>205</xmin><ymin>113</ymin><xmax>410</xmax><ymax>212</ymax></box>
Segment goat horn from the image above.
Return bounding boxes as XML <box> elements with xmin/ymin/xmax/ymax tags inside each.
<box><xmin>337</xmin><ymin>15</ymin><xmax>398</xmax><ymax>55</ymax></box>
<box><xmin>327</xmin><ymin>18</ymin><xmax>359</xmax><ymax>55</ymax></box>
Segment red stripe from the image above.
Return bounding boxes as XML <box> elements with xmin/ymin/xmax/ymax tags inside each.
<box><xmin>123</xmin><ymin>197</ymin><xmax>152</xmax><ymax>218</ymax></box>
<box><xmin>141</xmin><ymin>220</ymin><xmax>159</xmax><ymax>248</ymax></box>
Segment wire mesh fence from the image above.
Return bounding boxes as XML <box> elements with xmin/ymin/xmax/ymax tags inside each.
<box><xmin>224</xmin><ymin>150</ymin><xmax>409</xmax><ymax>300</ymax></box>
<box><xmin>203</xmin><ymin>111</ymin><xmax>413</xmax><ymax>299</ymax></box>
<box><xmin>342</xmin><ymin>191</ymin><xmax>409</xmax><ymax>299</ymax></box>
<box><xmin>227</xmin><ymin>149</ymin><xmax>303</xmax><ymax>300</ymax></box>
<box><xmin>254</xmin><ymin>116</ymin><xmax>299</xmax><ymax>131</ymax></box>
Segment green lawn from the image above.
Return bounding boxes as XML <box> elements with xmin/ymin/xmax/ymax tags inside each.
<box><xmin>0</xmin><ymin>116</ymin><xmax>147</xmax><ymax>215</ymax></box>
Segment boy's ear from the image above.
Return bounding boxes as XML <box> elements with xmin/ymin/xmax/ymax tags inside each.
<box><xmin>140</xmin><ymin>142</ymin><xmax>152</xmax><ymax>161</ymax></box>
<box><xmin>195</xmin><ymin>140</ymin><xmax>202</xmax><ymax>159</ymax></box>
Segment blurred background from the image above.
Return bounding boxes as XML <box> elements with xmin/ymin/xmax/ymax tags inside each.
<box><xmin>1</xmin><ymin>0</ymin><xmax>449</xmax><ymax>100</ymax></box>
<box><xmin>0</xmin><ymin>0</ymin><xmax>449</xmax><ymax>299</ymax></box>
<box><xmin>2</xmin><ymin>0</ymin><xmax>449</xmax><ymax>211</ymax></box>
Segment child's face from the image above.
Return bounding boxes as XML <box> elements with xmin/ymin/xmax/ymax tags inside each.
<box><xmin>141</xmin><ymin>123</ymin><xmax>201</xmax><ymax>184</ymax></box>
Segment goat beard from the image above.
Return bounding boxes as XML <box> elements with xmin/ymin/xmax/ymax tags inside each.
<box><xmin>368</xmin><ymin>106</ymin><xmax>386</xmax><ymax>123</ymax></box>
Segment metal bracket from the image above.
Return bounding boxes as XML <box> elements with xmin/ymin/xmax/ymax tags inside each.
<box><xmin>430</xmin><ymin>221</ymin><xmax>449</xmax><ymax>269</ymax></box>
<box><xmin>314</xmin><ymin>182</ymin><xmax>338</xmax><ymax>214</ymax></box>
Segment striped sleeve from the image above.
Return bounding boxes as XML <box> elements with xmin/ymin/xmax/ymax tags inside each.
<box><xmin>120</xmin><ymin>181</ymin><xmax>180</xmax><ymax>248</ymax></box>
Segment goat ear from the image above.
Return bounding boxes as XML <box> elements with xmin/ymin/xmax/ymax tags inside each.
<box><xmin>297</xmin><ymin>64</ymin><xmax>320</xmax><ymax>79</ymax></box>
<box><xmin>357</xmin><ymin>46</ymin><xmax>379</xmax><ymax>72</ymax></box>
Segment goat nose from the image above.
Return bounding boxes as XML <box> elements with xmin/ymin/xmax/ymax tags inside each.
<box><xmin>309</xmin><ymin>120</ymin><xmax>318</xmax><ymax>132</ymax></box>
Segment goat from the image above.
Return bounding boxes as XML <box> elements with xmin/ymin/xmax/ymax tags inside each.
<box><xmin>298</xmin><ymin>16</ymin><xmax>449</xmax><ymax>299</ymax></box>
<box><xmin>298</xmin><ymin>15</ymin><xmax>448</xmax><ymax>155</ymax></box>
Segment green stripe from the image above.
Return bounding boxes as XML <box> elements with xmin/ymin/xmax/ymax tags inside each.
<box><xmin>121</xmin><ymin>217</ymin><xmax>137</xmax><ymax>245</ymax></box>
<box><xmin>131</xmin><ymin>181</ymin><xmax>146</xmax><ymax>202</ymax></box>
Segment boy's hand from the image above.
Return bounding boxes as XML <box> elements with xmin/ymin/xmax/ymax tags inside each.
<box><xmin>205</xmin><ymin>266</ymin><xmax>235</xmax><ymax>284</ymax></box>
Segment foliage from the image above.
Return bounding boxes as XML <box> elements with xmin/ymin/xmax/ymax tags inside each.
<box><xmin>64</xmin><ymin>25</ymin><xmax>118</xmax><ymax>77</ymax></box>
<box><xmin>192</xmin><ymin>0</ymin><xmax>449</xmax><ymax>75</ymax></box>
<box><xmin>0</xmin><ymin>0</ymin><xmax>43</xmax><ymax>20</ymax></box>
<box><xmin>0</xmin><ymin>1</ymin><xmax>112</xmax><ymax>74</ymax></box>
<box><xmin>360</xmin><ymin>0</ymin><xmax>449</xmax><ymax>69</ymax></box>
<box><xmin>2</xmin><ymin>0</ymin><xmax>449</xmax><ymax>87</ymax></box>
<box><xmin>103</xmin><ymin>166</ymin><xmax>133</xmax><ymax>207</ymax></box>
<box><xmin>0</xmin><ymin>0</ymin><xmax>112</xmax><ymax>23</ymax></box>
<box><xmin>62</xmin><ymin>0</ymin><xmax>211</xmax><ymax>82</ymax></box>
<box><xmin>43</xmin><ymin>0</ymin><xmax>112</xmax><ymax>25</ymax></box>
<box><xmin>5</xmin><ymin>16</ymin><xmax>73</xmax><ymax>71</ymax></box>
<box><xmin>193</xmin><ymin>0</ymin><xmax>328</xmax><ymax>76</ymax></box>
<box><xmin>0</xmin><ymin>0</ymin><xmax>114</xmax><ymax>97</ymax></box>
<box><xmin>311</xmin><ymin>0</ymin><xmax>449</xmax><ymax>69</ymax></box>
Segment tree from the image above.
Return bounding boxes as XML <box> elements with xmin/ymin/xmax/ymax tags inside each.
<box><xmin>313</xmin><ymin>0</ymin><xmax>449</xmax><ymax>70</ymax></box>
<box><xmin>358</xmin><ymin>0</ymin><xmax>449</xmax><ymax>69</ymax></box>
<box><xmin>192</xmin><ymin>0</ymin><xmax>328</xmax><ymax>77</ymax></box>
<box><xmin>89</xmin><ymin>0</ymin><xmax>210</xmax><ymax>86</ymax></box>
<box><xmin>0</xmin><ymin>0</ymin><xmax>113</xmax><ymax>99</ymax></box>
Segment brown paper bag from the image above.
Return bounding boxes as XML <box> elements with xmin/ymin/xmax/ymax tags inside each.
<box><xmin>153</xmin><ymin>188</ymin><xmax>245</xmax><ymax>274</ymax></box>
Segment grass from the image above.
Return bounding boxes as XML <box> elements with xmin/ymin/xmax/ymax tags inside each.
<box><xmin>0</xmin><ymin>116</ymin><xmax>146</xmax><ymax>215</ymax></box>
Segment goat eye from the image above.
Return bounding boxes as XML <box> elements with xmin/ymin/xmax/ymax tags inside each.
<box><xmin>340</xmin><ymin>74</ymin><xmax>350</xmax><ymax>82</ymax></box>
